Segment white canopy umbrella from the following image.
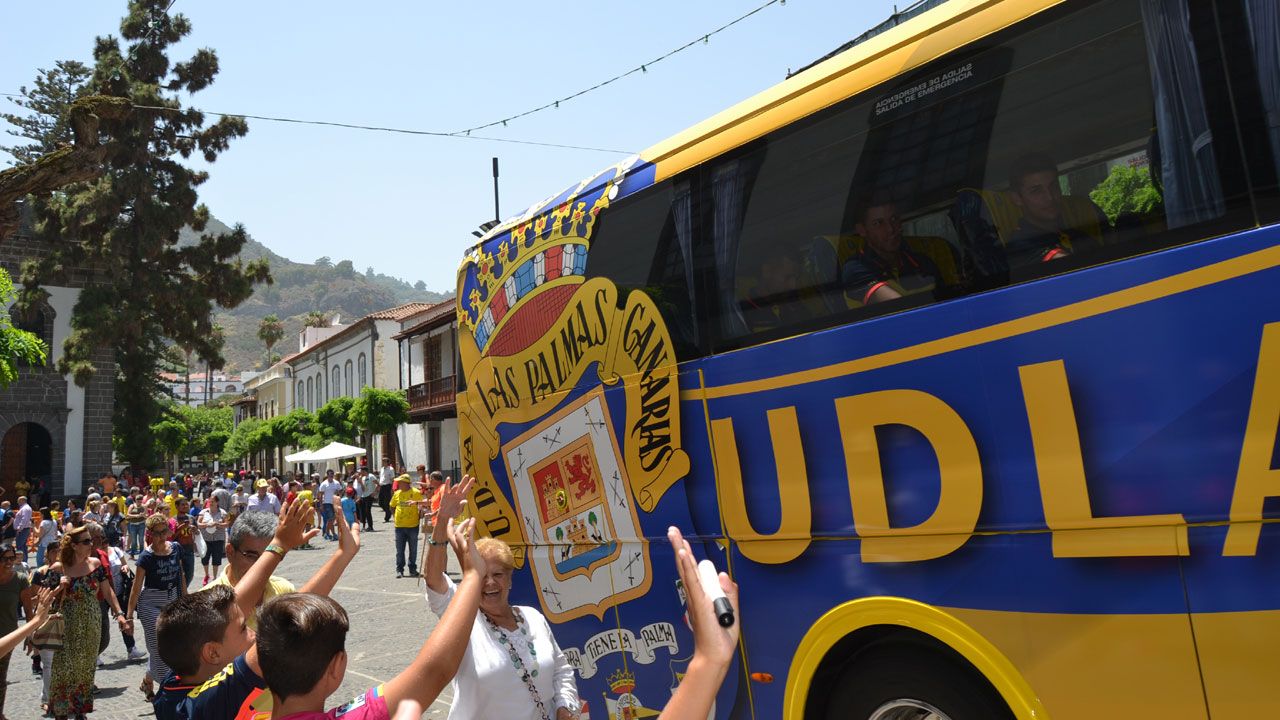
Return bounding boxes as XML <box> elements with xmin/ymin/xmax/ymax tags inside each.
<box><xmin>307</xmin><ymin>442</ymin><xmax>368</xmax><ymax>462</ymax></box>
<box><xmin>284</xmin><ymin>448</ymin><xmax>315</xmax><ymax>463</ymax></box>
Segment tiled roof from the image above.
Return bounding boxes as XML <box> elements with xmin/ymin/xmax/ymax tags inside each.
<box><xmin>366</xmin><ymin>302</ymin><xmax>435</xmax><ymax>321</ymax></box>
<box><xmin>393</xmin><ymin>298</ymin><xmax>458</xmax><ymax>339</ymax></box>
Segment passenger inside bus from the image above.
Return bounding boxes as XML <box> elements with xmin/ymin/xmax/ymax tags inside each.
<box><xmin>1004</xmin><ymin>153</ymin><xmax>1108</xmax><ymax>267</ymax></box>
<box><xmin>843</xmin><ymin>200</ymin><xmax>944</xmax><ymax>306</ymax></box>
<box><xmin>739</xmin><ymin>243</ymin><xmax>809</xmax><ymax>332</ymax></box>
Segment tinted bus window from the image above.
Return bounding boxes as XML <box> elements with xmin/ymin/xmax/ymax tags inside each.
<box><xmin>584</xmin><ymin>181</ymin><xmax>705</xmax><ymax>360</ymax></box>
<box><xmin>712</xmin><ymin>0</ymin><xmax>1256</xmax><ymax>351</ymax></box>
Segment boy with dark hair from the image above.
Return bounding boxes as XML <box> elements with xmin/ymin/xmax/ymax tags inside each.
<box><xmin>256</xmin><ymin>515</ymin><xmax>482</xmax><ymax>720</ymax></box>
<box><xmin>154</xmin><ymin>497</ymin><xmax>360</xmax><ymax>720</ymax></box>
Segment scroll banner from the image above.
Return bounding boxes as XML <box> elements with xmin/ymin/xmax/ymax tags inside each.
<box><xmin>459</xmin><ymin>277</ymin><xmax>690</xmax><ymax>564</ymax></box>
<box><xmin>564</xmin><ymin>622</ymin><xmax>680</xmax><ymax>678</ymax></box>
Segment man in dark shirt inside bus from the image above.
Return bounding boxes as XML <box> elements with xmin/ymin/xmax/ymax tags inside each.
<box><xmin>741</xmin><ymin>243</ymin><xmax>808</xmax><ymax>332</ymax></box>
<box><xmin>1005</xmin><ymin>154</ymin><xmax>1094</xmax><ymax>267</ymax></box>
<box><xmin>843</xmin><ymin>200</ymin><xmax>942</xmax><ymax>306</ymax></box>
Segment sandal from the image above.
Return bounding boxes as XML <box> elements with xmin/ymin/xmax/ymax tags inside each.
<box><xmin>139</xmin><ymin>678</ymin><xmax>154</xmax><ymax>703</ymax></box>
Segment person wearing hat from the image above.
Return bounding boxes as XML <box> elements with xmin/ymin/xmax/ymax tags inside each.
<box><xmin>246</xmin><ymin>478</ymin><xmax>281</xmax><ymax>515</ymax></box>
<box><xmin>389</xmin><ymin>475</ymin><xmax>425</xmax><ymax>578</ymax></box>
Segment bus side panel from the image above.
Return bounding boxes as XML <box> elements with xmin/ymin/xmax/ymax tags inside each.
<box><xmin>1183</xmin><ymin>523</ymin><xmax>1280</xmax><ymax>717</ymax></box>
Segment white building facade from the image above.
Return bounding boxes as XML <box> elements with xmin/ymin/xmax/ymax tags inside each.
<box><xmin>287</xmin><ymin>303</ymin><xmax>435</xmax><ymax>469</ymax></box>
<box><xmin>395</xmin><ymin>299</ymin><xmax>459</xmax><ymax>477</ymax></box>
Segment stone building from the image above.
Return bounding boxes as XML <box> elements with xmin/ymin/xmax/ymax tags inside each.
<box><xmin>0</xmin><ymin>206</ymin><xmax>114</xmax><ymax>499</ymax></box>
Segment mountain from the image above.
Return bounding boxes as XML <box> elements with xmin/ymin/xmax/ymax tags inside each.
<box><xmin>178</xmin><ymin>217</ymin><xmax>451</xmax><ymax>374</ymax></box>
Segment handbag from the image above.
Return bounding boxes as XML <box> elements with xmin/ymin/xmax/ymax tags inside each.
<box><xmin>31</xmin><ymin>612</ymin><xmax>65</xmax><ymax>650</ymax></box>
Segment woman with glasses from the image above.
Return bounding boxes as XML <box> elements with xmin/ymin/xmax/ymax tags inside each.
<box><xmin>125</xmin><ymin>514</ymin><xmax>186</xmax><ymax>703</ymax></box>
<box><xmin>39</xmin><ymin>525</ymin><xmax>131</xmax><ymax>720</ymax></box>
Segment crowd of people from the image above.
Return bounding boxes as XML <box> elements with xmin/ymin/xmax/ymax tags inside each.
<box><xmin>0</xmin><ymin>465</ymin><xmax>740</xmax><ymax>720</ymax></box>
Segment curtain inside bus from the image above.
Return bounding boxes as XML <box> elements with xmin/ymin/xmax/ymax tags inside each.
<box><xmin>1241</xmin><ymin>0</ymin><xmax>1280</xmax><ymax>184</ymax></box>
<box><xmin>713</xmin><ymin>160</ymin><xmax>751</xmax><ymax>338</ymax></box>
<box><xmin>1140</xmin><ymin>0</ymin><xmax>1226</xmax><ymax>227</ymax></box>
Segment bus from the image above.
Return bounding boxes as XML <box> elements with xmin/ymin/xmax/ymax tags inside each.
<box><xmin>452</xmin><ymin>0</ymin><xmax>1280</xmax><ymax>717</ymax></box>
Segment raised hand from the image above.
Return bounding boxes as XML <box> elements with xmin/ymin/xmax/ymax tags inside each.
<box><xmin>447</xmin><ymin>517</ymin><xmax>481</xmax><ymax>574</ymax></box>
<box><xmin>436</xmin><ymin>475</ymin><xmax>473</xmax><ymax>524</ymax></box>
<box><xmin>668</xmin><ymin>526</ymin><xmax>739</xmax><ymax>671</ymax></box>
<box><xmin>31</xmin><ymin>587</ymin><xmax>55</xmax><ymax>623</ymax></box>
<box><xmin>276</xmin><ymin>498</ymin><xmax>320</xmax><ymax>550</ymax></box>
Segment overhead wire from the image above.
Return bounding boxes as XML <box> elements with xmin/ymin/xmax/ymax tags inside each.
<box><xmin>450</xmin><ymin>0</ymin><xmax>785</xmax><ymax>136</ymax></box>
<box><xmin>4</xmin><ymin>0</ymin><xmax>787</xmax><ymax>155</ymax></box>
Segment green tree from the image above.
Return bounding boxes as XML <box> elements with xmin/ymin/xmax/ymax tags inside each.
<box><xmin>413</xmin><ymin>280</ymin><xmax>426</xmax><ymax>292</ymax></box>
<box><xmin>0</xmin><ymin>60</ymin><xmax>93</xmax><ymax>164</ymax></box>
<box><xmin>350</xmin><ymin>387</ymin><xmax>409</xmax><ymax>468</ymax></box>
<box><xmin>309</xmin><ymin>396</ymin><xmax>357</xmax><ymax>449</ymax></box>
<box><xmin>302</xmin><ymin>311</ymin><xmax>330</xmax><ymax>329</ymax></box>
<box><xmin>221</xmin><ymin>417</ymin><xmax>261</xmax><ymax>466</ymax></box>
<box><xmin>314</xmin><ymin>256</ymin><xmax>332</xmax><ymax>268</ymax></box>
<box><xmin>151</xmin><ymin>418</ymin><xmax>188</xmax><ymax>474</ymax></box>
<box><xmin>256</xmin><ymin>314</ymin><xmax>284</xmax><ymax>369</ymax></box>
<box><xmin>334</xmin><ymin>259</ymin><xmax>354</xmax><ymax>279</ymax></box>
<box><xmin>175</xmin><ymin>403</ymin><xmax>232</xmax><ymax>460</ymax></box>
<box><xmin>15</xmin><ymin>2</ymin><xmax>271</xmax><ymax>480</ymax></box>
<box><xmin>0</xmin><ymin>269</ymin><xmax>47</xmax><ymax>388</ymax></box>
<box><xmin>203</xmin><ymin>430</ymin><xmax>229</xmax><ymax>460</ymax></box>
<box><xmin>1090</xmin><ymin>164</ymin><xmax>1163</xmax><ymax>223</ymax></box>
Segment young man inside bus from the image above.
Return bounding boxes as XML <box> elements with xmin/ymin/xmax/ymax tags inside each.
<box><xmin>1004</xmin><ymin>153</ymin><xmax>1107</xmax><ymax>267</ymax></box>
<box><xmin>842</xmin><ymin>199</ymin><xmax>944</xmax><ymax>306</ymax></box>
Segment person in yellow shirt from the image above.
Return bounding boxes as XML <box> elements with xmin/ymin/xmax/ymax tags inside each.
<box><xmin>297</xmin><ymin>481</ymin><xmax>316</xmax><ymax>549</ymax></box>
<box><xmin>389</xmin><ymin>475</ymin><xmax>424</xmax><ymax>578</ymax></box>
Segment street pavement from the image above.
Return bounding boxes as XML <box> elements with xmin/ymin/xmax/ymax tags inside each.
<box><xmin>3</xmin><ymin>520</ymin><xmax>458</xmax><ymax>719</ymax></box>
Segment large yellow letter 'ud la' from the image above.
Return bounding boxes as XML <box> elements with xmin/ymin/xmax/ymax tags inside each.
<box><xmin>1224</xmin><ymin>322</ymin><xmax>1280</xmax><ymax>556</ymax></box>
<box><xmin>1020</xmin><ymin>360</ymin><xmax>1188</xmax><ymax>557</ymax></box>
<box><xmin>835</xmin><ymin>389</ymin><xmax>983</xmax><ymax>563</ymax></box>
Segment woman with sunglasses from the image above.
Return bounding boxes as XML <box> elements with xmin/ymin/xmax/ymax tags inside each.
<box><xmin>125</xmin><ymin>513</ymin><xmax>186</xmax><ymax>703</ymax></box>
<box><xmin>40</xmin><ymin>525</ymin><xmax>131</xmax><ymax>719</ymax></box>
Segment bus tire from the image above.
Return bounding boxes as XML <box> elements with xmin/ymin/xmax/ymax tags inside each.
<box><xmin>822</xmin><ymin>643</ymin><xmax>1014</xmax><ymax>720</ymax></box>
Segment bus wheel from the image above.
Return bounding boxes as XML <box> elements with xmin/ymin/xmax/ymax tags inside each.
<box><xmin>822</xmin><ymin>644</ymin><xmax>1014</xmax><ymax>720</ymax></box>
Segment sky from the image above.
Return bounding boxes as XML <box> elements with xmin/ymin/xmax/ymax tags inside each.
<box><xmin>2</xmin><ymin>1</ymin><xmax>904</xmax><ymax>296</ymax></box>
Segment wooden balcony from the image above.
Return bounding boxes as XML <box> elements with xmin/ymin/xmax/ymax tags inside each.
<box><xmin>408</xmin><ymin>375</ymin><xmax>456</xmax><ymax>418</ymax></box>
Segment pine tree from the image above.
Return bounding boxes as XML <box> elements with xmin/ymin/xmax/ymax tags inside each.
<box><xmin>0</xmin><ymin>60</ymin><xmax>93</xmax><ymax>164</ymax></box>
<box><xmin>15</xmin><ymin>1</ymin><xmax>271</xmax><ymax>479</ymax></box>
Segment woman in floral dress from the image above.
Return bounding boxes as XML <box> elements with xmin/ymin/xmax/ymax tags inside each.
<box><xmin>41</xmin><ymin>525</ymin><xmax>131</xmax><ymax>719</ymax></box>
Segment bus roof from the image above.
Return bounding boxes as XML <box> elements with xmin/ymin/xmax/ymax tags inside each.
<box><xmin>638</xmin><ymin>0</ymin><xmax>1070</xmax><ymax>183</ymax></box>
<box><xmin>469</xmin><ymin>0</ymin><xmax>1063</xmax><ymax>249</ymax></box>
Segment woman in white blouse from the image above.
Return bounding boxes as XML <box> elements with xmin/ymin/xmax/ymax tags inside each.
<box><xmin>425</xmin><ymin>476</ymin><xmax>580</xmax><ymax>720</ymax></box>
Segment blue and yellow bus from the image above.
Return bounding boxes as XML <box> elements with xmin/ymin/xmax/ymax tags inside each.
<box><xmin>453</xmin><ymin>0</ymin><xmax>1280</xmax><ymax>717</ymax></box>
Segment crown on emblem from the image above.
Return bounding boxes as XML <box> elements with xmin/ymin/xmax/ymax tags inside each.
<box><xmin>459</xmin><ymin>156</ymin><xmax>638</xmax><ymax>348</ymax></box>
<box><xmin>607</xmin><ymin>668</ymin><xmax>636</xmax><ymax>694</ymax></box>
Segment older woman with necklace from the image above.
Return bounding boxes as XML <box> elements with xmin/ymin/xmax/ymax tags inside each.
<box><xmin>425</xmin><ymin>476</ymin><xmax>580</xmax><ymax>720</ymax></box>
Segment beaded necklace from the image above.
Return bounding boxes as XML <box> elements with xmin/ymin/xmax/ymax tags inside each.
<box><xmin>483</xmin><ymin>606</ymin><xmax>550</xmax><ymax>720</ymax></box>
